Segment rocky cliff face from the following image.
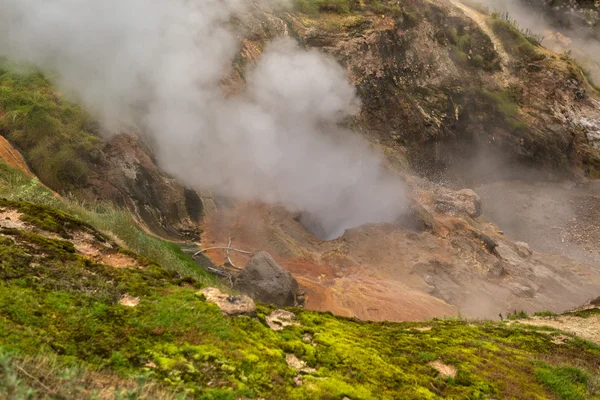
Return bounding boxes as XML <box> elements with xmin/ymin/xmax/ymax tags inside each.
<box><xmin>227</xmin><ymin>0</ymin><xmax>600</xmax><ymax>182</ymax></box>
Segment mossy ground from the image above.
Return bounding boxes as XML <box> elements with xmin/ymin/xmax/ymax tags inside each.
<box><xmin>0</xmin><ymin>179</ymin><xmax>598</xmax><ymax>399</ymax></box>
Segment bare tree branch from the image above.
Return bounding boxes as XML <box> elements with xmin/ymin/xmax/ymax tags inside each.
<box><xmin>193</xmin><ymin>246</ymin><xmax>251</xmax><ymax>257</ymax></box>
<box><xmin>16</xmin><ymin>365</ymin><xmax>59</xmax><ymax>398</ymax></box>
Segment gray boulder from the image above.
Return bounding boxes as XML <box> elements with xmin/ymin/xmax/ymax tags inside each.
<box><xmin>234</xmin><ymin>251</ymin><xmax>299</xmax><ymax>306</ymax></box>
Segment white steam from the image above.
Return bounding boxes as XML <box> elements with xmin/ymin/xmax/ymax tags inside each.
<box><xmin>0</xmin><ymin>0</ymin><xmax>406</xmax><ymax>239</ymax></box>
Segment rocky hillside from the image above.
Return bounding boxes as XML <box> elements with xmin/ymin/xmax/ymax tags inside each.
<box><xmin>0</xmin><ymin>181</ymin><xmax>599</xmax><ymax>399</ymax></box>
<box><xmin>0</xmin><ymin>1</ymin><xmax>600</xmax><ymax>398</ymax></box>
<box><xmin>0</xmin><ymin>0</ymin><xmax>599</xmax><ymax>321</ymax></box>
<box><xmin>226</xmin><ymin>0</ymin><xmax>600</xmax><ymax>182</ymax></box>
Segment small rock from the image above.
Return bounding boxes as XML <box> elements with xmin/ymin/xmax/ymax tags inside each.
<box><xmin>285</xmin><ymin>354</ymin><xmax>316</xmax><ymax>374</ymax></box>
<box><xmin>302</xmin><ymin>333</ymin><xmax>313</xmax><ymax>343</ymax></box>
<box><xmin>486</xmin><ymin>260</ymin><xmax>506</xmax><ymax>279</ymax></box>
<box><xmin>293</xmin><ymin>375</ymin><xmax>303</xmax><ymax>386</ymax></box>
<box><xmin>428</xmin><ymin>360</ymin><xmax>457</xmax><ymax>378</ymax></box>
<box><xmin>515</xmin><ymin>241</ymin><xmax>533</xmax><ymax>259</ymax></box>
<box><xmin>198</xmin><ymin>287</ymin><xmax>256</xmax><ymax>316</ymax></box>
<box><xmin>266</xmin><ymin>309</ymin><xmax>299</xmax><ymax>331</ymax></box>
<box><xmin>477</xmin><ymin>232</ymin><xmax>498</xmax><ymax>252</ymax></box>
<box><xmin>119</xmin><ymin>294</ymin><xmax>140</xmax><ymax>307</ymax></box>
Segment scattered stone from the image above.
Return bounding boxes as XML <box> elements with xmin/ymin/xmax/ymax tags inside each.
<box><xmin>234</xmin><ymin>251</ymin><xmax>299</xmax><ymax>306</ymax></box>
<box><xmin>293</xmin><ymin>375</ymin><xmax>303</xmax><ymax>386</ymax></box>
<box><xmin>302</xmin><ymin>333</ymin><xmax>313</xmax><ymax>343</ymax></box>
<box><xmin>0</xmin><ymin>209</ymin><xmax>25</xmax><ymax>229</ymax></box>
<box><xmin>266</xmin><ymin>309</ymin><xmax>299</xmax><ymax>331</ymax></box>
<box><xmin>515</xmin><ymin>241</ymin><xmax>533</xmax><ymax>259</ymax></box>
<box><xmin>285</xmin><ymin>354</ymin><xmax>316</xmax><ymax>374</ymax></box>
<box><xmin>198</xmin><ymin>287</ymin><xmax>256</xmax><ymax>316</ymax></box>
<box><xmin>551</xmin><ymin>334</ymin><xmax>570</xmax><ymax>345</ymax></box>
<box><xmin>476</xmin><ymin>232</ymin><xmax>498</xmax><ymax>252</ymax></box>
<box><xmin>428</xmin><ymin>360</ymin><xmax>458</xmax><ymax>378</ymax></box>
<box><xmin>486</xmin><ymin>260</ymin><xmax>505</xmax><ymax>279</ymax></box>
<box><xmin>434</xmin><ymin>188</ymin><xmax>482</xmax><ymax>218</ymax></box>
<box><xmin>119</xmin><ymin>294</ymin><xmax>140</xmax><ymax>307</ymax></box>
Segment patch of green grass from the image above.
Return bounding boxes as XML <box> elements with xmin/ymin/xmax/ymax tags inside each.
<box><xmin>507</xmin><ymin>310</ymin><xmax>530</xmax><ymax>320</ymax></box>
<box><xmin>534</xmin><ymin>311</ymin><xmax>558</xmax><ymax>318</ymax></box>
<box><xmin>462</xmin><ymin>87</ymin><xmax>526</xmax><ymax>132</ymax></box>
<box><xmin>294</xmin><ymin>0</ymin><xmax>358</xmax><ymax>16</ymax></box>
<box><xmin>0</xmin><ymin>59</ymin><xmax>102</xmax><ymax>193</ymax></box>
<box><xmin>535</xmin><ymin>363</ymin><xmax>598</xmax><ymax>400</ymax></box>
<box><xmin>489</xmin><ymin>13</ymin><xmax>546</xmax><ymax>63</ymax></box>
<box><xmin>0</xmin><ymin>160</ymin><xmax>217</xmax><ymax>285</ymax></box>
<box><xmin>440</xmin><ymin>21</ymin><xmax>500</xmax><ymax>72</ymax></box>
<box><xmin>0</xmin><ymin>349</ymin><xmax>181</xmax><ymax>399</ymax></box>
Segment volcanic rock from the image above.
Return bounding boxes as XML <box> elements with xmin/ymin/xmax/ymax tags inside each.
<box><xmin>435</xmin><ymin>188</ymin><xmax>482</xmax><ymax>218</ymax></box>
<box><xmin>234</xmin><ymin>251</ymin><xmax>299</xmax><ymax>306</ymax></box>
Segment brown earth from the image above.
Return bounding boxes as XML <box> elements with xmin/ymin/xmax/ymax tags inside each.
<box><xmin>0</xmin><ymin>136</ymin><xmax>34</xmax><ymax>177</ymax></box>
<box><xmin>201</xmin><ymin>182</ymin><xmax>600</xmax><ymax>321</ymax></box>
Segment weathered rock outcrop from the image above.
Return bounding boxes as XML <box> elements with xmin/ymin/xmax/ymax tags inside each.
<box><xmin>434</xmin><ymin>188</ymin><xmax>482</xmax><ymax>218</ymax></box>
<box><xmin>199</xmin><ymin>287</ymin><xmax>256</xmax><ymax>316</ymax></box>
<box><xmin>84</xmin><ymin>134</ymin><xmax>205</xmax><ymax>240</ymax></box>
<box><xmin>234</xmin><ymin>251</ymin><xmax>299</xmax><ymax>306</ymax></box>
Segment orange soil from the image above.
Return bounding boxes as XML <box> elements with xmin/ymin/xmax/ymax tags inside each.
<box><xmin>201</xmin><ymin>202</ymin><xmax>458</xmax><ymax>322</ymax></box>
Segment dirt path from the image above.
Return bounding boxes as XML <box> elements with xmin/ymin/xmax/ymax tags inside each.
<box><xmin>448</xmin><ymin>0</ymin><xmax>511</xmax><ymax>81</ymax></box>
<box><xmin>514</xmin><ymin>313</ymin><xmax>600</xmax><ymax>345</ymax></box>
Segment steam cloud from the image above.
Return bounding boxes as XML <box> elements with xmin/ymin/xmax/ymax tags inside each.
<box><xmin>0</xmin><ymin>0</ymin><xmax>406</xmax><ymax>239</ymax></box>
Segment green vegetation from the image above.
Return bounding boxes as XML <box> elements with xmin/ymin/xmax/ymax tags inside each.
<box><xmin>534</xmin><ymin>311</ymin><xmax>558</xmax><ymax>318</ymax></box>
<box><xmin>507</xmin><ymin>310</ymin><xmax>530</xmax><ymax>320</ymax></box>
<box><xmin>0</xmin><ymin>59</ymin><xmax>102</xmax><ymax>193</ymax></box>
<box><xmin>294</xmin><ymin>0</ymin><xmax>358</xmax><ymax>16</ymax></box>
<box><xmin>0</xmin><ymin>160</ymin><xmax>216</xmax><ymax>284</ymax></box>
<box><xmin>0</xmin><ymin>170</ymin><xmax>599</xmax><ymax>398</ymax></box>
<box><xmin>491</xmin><ymin>12</ymin><xmax>544</xmax><ymax>46</ymax></box>
<box><xmin>489</xmin><ymin>13</ymin><xmax>546</xmax><ymax>62</ymax></box>
<box><xmin>0</xmin><ymin>350</ymin><xmax>179</xmax><ymax>399</ymax></box>
<box><xmin>462</xmin><ymin>86</ymin><xmax>526</xmax><ymax>132</ymax></box>
<box><xmin>445</xmin><ymin>26</ymin><xmax>499</xmax><ymax>71</ymax></box>
<box><xmin>535</xmin><ymin>363</ymin><xmax>598</xmax><ymax>400</ymax></box>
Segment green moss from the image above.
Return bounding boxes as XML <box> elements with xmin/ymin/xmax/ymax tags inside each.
<box><xmin>460</xmin><ymin>87</ymin><xmax>526</xmax><ymax>133</ymax></box>
<box><xmin>535</xmin><ymin>363</ymin><xmax>597</xmax><ymax>400</ymax></box>
<box><xmin>1</xmin><ymin>234</ymin><xmax>600</xmax><ymax>400</ymax></box>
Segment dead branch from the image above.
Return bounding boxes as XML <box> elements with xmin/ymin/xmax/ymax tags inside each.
<box><xmin>16</xmin><ymin>365</ymin><xmax>59</xmax><ymax>398</ymax></box>
<box><xmin>193</xmin><ymin>246</ymin><xmax>251</xmax><ymax>257</ymax></box>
